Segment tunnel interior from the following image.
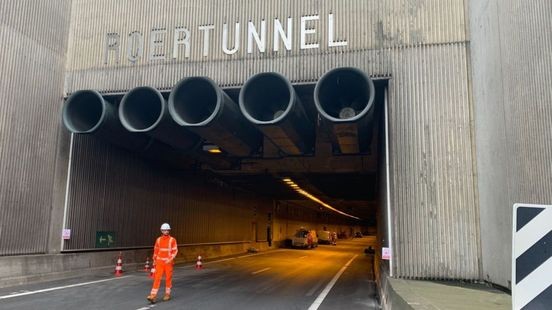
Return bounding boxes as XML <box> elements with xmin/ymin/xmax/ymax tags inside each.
<box><xmin>120</xmin><ymin>88</ymin><xmax>163</xmax><ymax>131</ymax></box>
<box><xmin>316</xmin><ymin>69</ymin><xmax>373</xmax><ymax>120</ymax></box>
<box><xmin>240</xmin><ymin>74</ymin><xmax>292</xmax><ymax>123</ymax></box>
<box><xmin>63</xmin><ymin>90</ymin><xmax>104</xmax><ymax>133</ymax></box>
<box><xmin>75</xmin><ymin>77</ymin><xmax>388</xmax><ymax>251</ymax></box>
<box><xmin>213</xmin><ymin>79</ymin><xmax>388</xmax><ymax>232</ymax></box>
<box><xmin>170</xmin><ymin>78</ymin><xmax>219</xmax><ymax>125</ymax></box>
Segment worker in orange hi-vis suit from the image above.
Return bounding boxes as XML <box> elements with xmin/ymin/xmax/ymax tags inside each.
<box><xmin>147</xmin><ymin>223</ymin><xmax>178</xmax><ymax>304</ymax></box>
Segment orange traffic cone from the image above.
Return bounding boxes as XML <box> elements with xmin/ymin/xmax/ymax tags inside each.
<box><xmin>144</xmin><ymin>257</ymin><xmax>151</xmax><ymax>272</ymax></box>
<box><xmin>195</xmin><ymin>255</ymin><xmax>203</xmax><ymax>270</ymax></box>
<box><xmin>114</xmin><ymin>252</ymin><xmax>123</xmax><ymax>277</ymax></box>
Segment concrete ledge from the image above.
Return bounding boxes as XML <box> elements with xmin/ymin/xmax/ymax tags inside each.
<box><xmin>0</xmin><ymin>241</ymin><xmax>271</xmax><ymax>288</ymax></box>
<box><xmin>386</xmin><ymin>278</ymin><xmax>511</xmax><ymax>310</ymax></box>
<box><xmin>379</xmin><ymin>274</ymin><xmax>412</xmax><ymax>310</ymax></box>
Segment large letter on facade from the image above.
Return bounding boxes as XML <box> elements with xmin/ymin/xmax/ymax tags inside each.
<box><xmin>127</xmin><ymin>31</ymin><xmax>144</xmax><ymax>64</ymax></box>
<box><xmin>247</xmin><ymin>20</ymin><xmax>266</xmax><ymax>53</ymax></box>
<box><xmin>328</xmin><ymin>14</ymin><xmax>348</xmax><ymax>47</ymax></box>
<box><xmin>300</xmin><ymin>15</ymin><xmax>320</xmax><ymax>49</ymax></box>
<box><xmin>173</xmin><ymin>27</ymin><xmax>191</xmax><ymax>59</ymax></box>
<box><xmin>149</xmin><ymin>28</ymin><xmax>167</xmax><ymax>61</ymax></box>
<box><xmin>198</xmin><ymin>25</ymin><xmax>215</xmax><ymax>57</ymax></box>
<box><xmin>222</xmin><ymin>22</ymin><xmax>240</xmax><ymax>55</ymax></box>
<box><xmin>273</xmin><ymin>18</ymin><xmax>292</xmax><ymax>52</ymax></box>
<box><xmin>104</xmin><ymin>33</ymin><xmax>120</xmax><ymax>65</ymax></box>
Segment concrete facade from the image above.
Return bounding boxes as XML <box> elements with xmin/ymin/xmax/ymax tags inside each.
<box><xmin>61</xmin><ymin>0</ymin><xmax>481</xmax><ymax>280</ymax></box>
<box><xmin>0</xmin><ymin>0</ymin><xmax>72</xmax><ymax>255</ymax></box>
<box><xmin>0</xmin><ymin>0</ymin><xmax>550</xmax><ymax>290</ymax></box>
<box><xmin>469</xmin><ymin>0</ymin><xmax>552</xmax><ymax>288</ymax></box>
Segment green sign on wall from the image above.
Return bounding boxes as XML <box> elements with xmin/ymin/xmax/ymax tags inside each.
<box><xmin>96</xmin><ymin>231</ymin><xmax>115</xmax><ymax>248</ymax></box>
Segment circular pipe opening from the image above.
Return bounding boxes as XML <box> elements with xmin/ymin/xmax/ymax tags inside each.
<box><xmin>169</xmin><ymin>77</ymin><xmax>220</xmax><ymax>126</ymax></box>
<box><xmin>62</xmin><ymin>90</ymin><xmax>106</xmax><ymax>133</ymax></box>
<box><xmin>314</xmin><ymin>68</ymin><xmax>375</xmax><ymax>122</ymax></box>
<box><xmin>239</xmin><ymin>73</ymin><xmax>293</xmax><ymax>124</ymax></box>
<box><xmin>120</xmin><ymin>87</ymin><xmax>164</xmax><ymax>132</ymax></box>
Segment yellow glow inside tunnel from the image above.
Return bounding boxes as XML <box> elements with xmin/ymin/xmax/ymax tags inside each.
<box><xmin>282</xmin><ymin>178</ymin><xmax>360</xmax><ymax>220</ymax></box>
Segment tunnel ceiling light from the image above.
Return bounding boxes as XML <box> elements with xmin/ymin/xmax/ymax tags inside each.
<box><xmin>202</xmin><ymin>144</ymin><xmax>222</xmax><ymax>154</ymax></box>
<box><xmin>281</xmin><ymin>178</ymin><xmax>361</xmax><ymax>220</ymax></box>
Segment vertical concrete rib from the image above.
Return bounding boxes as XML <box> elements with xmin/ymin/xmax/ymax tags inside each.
<box><xmin>0</xmin><ymin>0</ymin><xmax>71</xmax><ymax>255</ymax></box>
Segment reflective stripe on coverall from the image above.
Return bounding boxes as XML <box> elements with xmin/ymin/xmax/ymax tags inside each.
<box><xmin>150</xmin><ymin>235</ymin><xmax>178</xmax><ymax>296</ymax></box>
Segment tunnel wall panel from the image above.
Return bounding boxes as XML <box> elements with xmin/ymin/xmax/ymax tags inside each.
<box><xmin>62</xmin><ymin>135</ymin><xmax>270</xmax><ymax>250</ymax></box>
<box><xmin>0</xmin><ymin>0</ymin><xmax>71</xmax><ymax>256</ymax></box>
<box><xmin>388</xmin><ymin>44</ymin><xmax>480</xmax><ymax>279</ymax></box>
<box><xmin>470</xmin><ymin>0</ymin><xmax>552</xmax><ymax>287</ymax></box>
<box><xmin>64</xmin><ymin>0</ymin><xmax>467</xmax><ymax>92</ymax></box>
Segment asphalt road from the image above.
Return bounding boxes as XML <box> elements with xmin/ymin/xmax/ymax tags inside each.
<box><xmin>0</xmin><ymin>238</ymin><xmax>378</xmax><ymax>310</ymax></box>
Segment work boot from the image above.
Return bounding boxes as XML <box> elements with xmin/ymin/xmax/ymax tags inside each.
<box><xmin>163</xmin><ymin>294</ymin><xmax>171</xmax><ymax>301</ymax></box>
<box><xmin>147</xmin><ymin>294</ymin><xmax>157</xmax><ymax>304</ymax></box>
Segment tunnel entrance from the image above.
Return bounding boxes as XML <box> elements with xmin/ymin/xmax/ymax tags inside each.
<box><xmin>208</xmin><ymin>79</ymin><xmax>389</xmax><ymax>247</ymax></box>
<box><xmin>61</xmin><ymin>71</ymin><xmax>390</xmax><ymax>276</ymax></box>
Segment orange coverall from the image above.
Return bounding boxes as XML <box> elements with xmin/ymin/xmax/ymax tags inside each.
<box><xmin>150</xmin><ymin>235</ymin><xmax>178</xmax><ymax>296</ymax></box>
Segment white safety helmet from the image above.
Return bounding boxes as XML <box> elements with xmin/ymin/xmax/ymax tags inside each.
<box><xmin>160</xmin><ymin>223</ymin><xmax>171</xmax><ymax>230</ymax></box>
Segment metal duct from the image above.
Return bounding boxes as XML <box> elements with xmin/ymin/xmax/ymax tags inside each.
<box><xmin>314</xmin><ymin>67</ymin><xmax>376</xmax><ymax>154</ymax></box>
<box><xmin>239</xmin><ymin>72</ymin><xmax>314</xmax><ymax>155</ymax></box>
<box><xmin>168</xmin><ymin>77</ymin><xmax>261</xmax><ymax>157</ymax></box>
<box><xmin>62</xmin><ymin>89</ymin><xmax>153</xmax><ymax>152</ymax></box>
<box><xmin>119</xmin><ymin>86</ymin><xmax>201</xmax><ymax>151</ymax></box>
<box><xmin>62</xmin><ymin>90</ymin><xmax>229</xmax><ymax>170</ymax></box>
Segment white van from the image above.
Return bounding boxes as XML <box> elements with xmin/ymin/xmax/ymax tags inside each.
<box><xmin>317</xmin><ymin>230</ymin><xmax>331</xmax><ymax>244</ymax></box>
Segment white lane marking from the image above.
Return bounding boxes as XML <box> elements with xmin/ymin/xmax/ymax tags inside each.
<box><xmin>0</xmin><ymin>276</ymin><xmax>132</xmax><ymax>300</ymax></box>
<box><xmin>206</xmin><ymin>257</ymin><xmax>236</xmax><ymax>264</ymax></box>
<box><xmin>251</xmin><ymin>267</ymin><xmax>271</xmax><ymax>275</ymax></box>
<box><xmin>305</xmin><ymin>279</ymin><xmax>325</xmax><ymax>297</ymax></box>
<box><xmin>307</xmin><ymin>255</ymin><xmax>358</xmax><ymax>310</ymax></box>
<box><xmin>176</xmin><ymin>249</ymin><xmax>287</xmax><ymax>269</ymax></box>
<box><xmin>135</xmin><ymin>305</ymin><xmax>156</xmax><ymax>310</ymax></box>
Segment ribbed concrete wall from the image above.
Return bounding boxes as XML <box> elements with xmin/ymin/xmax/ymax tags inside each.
<box><xmin>389</xmin><ymin>43</ymin><xmax>480</xmax><ymax>279</ymax></box>
<box><xmin>60</xmin><ymin>0</ymin><xmax>480</xmax><ymax>279</ymax></box>
<box><xmin>64</xmin><ymin>0</ymin><xmax>467</xmax><ymax>91</ymax></box>
<box><xmin>0</xmin><ymin>1</ymin><xmax>71</xmax><ymax>255</ymax></box>
<box><xmin>470</xmin><ymin>0</ymin><xmax>552</xmax><ymax>288</ymax></box>
<box><xmin>63</xmin><ymin>135</ymin><xmax>271</xmax><ymax>250</ymax></box>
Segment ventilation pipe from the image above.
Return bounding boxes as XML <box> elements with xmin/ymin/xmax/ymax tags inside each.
<box><xmin>239</xmin><ymin>72</ymin><xmax>314</xmax><ymax>155</ymax></box>
<box><xmin>314</xmin><ymin>67</ymin><xmax>376</xmax><ymax>154</ymax></box>
<box><xmin>168</xmin><ymin>77</ymin><xmax>261</xmax><ymax>157</ymax></box>
<box><xmin>63</xmin><ymin>89</ymin><xmax>232</xmax><ymax>170</ymax></box>
<box><xmin>62</xmin><ymin>89</ymin><xmax>154</xmax><ymax>152</ymax></box>
<box><xmin>119</xmin><ymin>86</ymin><xmax>201</xmax><ymax>151</ymax></box>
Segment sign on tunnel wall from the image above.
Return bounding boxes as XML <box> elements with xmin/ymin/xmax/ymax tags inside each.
<box><xmin>96</xmin><ymin>231</ymin><xmax>116</xmax><ymax>248</ymax></box>
<box><xmin>104</xmin><ymin>13</ymin><xmax>349</xmax><ymax>65</ymax></box>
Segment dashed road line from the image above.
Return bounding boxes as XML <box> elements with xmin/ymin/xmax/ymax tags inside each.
<box><xmin>251</xmin><ymin>267</ymin><xmax>271</xmax><ymax>275</ymax></box>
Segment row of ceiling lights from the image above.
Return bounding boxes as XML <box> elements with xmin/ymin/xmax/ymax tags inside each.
<box><xmin>281</xmin><ymin>178</ymin><xmax>360</xmax><ymax>220</ymax></box>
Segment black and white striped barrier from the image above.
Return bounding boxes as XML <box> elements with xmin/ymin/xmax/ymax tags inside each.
<box><xmin>512</xmin><ymin>203</ymin><xmax>552</xmax><ymax>309</ymax></box>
